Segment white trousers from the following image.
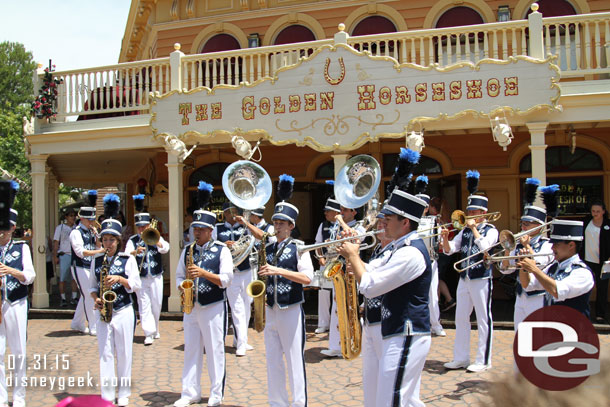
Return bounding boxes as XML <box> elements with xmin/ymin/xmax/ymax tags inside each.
<box><xmin>227</xmin><ymin>270</ymin><xmax>252</xmax><ymax>352</ymax></box>
<box><xmin>453</xmin><ymin>278</ymin><xmax>493</xmax><ymax>365</ymax></box>
<box><xmin>317</xmin><ymin>288</ymin><xmax>331</xmax><ymax>329</ymax></box>
<box><xmin>514</xmin><ymin>294</ymin><xmax>544</xmax><ymax>330</ymax></box>
<box><xmin>428</xmin><ymin>260</ymin><xmax>442</xmax><ymax>332</ymax></box>
<box><xmin>328</xmin><ymin>288</ymin><xmax>340</xmax><ymax>352</ymax></box>
<box><xmin>265</xmin><ymin>304</ymin><xmax>307</xmax><ymax>407</ymax></box>
<box><xmin>181</xmin><ymin>301</ymin><xmax>226</xmax><ymax>402</ymax></box>
<box><xmin>136</xmin><ymin>273</ymin><xmax>163</xmax><ymax>337</ymax></box>
<box><xmin>376</xmin><ymin>335</ymin><xmax>431</xmax><ymax>407</ymax></box>
<box><xmin>0</xmin><ymin>299</ymin><xmax>28</xmax><ymax>405</ymax></box>
<box><xmin>72</xmin><ymin>265</ymin><xmax>97</xmax><ymax>332</ymax></box>
<box><xmin>96</xmin><ymin>306</ymin><xmax>135</xmax><ymax>402</ymax></box>
<box><xmin>362</xmin><ymin>323</ymin><xmax>382</xmax><ymax>407</ymax></box>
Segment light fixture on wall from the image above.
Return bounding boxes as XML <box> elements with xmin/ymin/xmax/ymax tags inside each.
<box><xmin>498</xmin><ymin>5</ymin><xmax>511</xmax><ymax>22</ymax></box>
<box><xmin>490</xmin><ymin>111</ymin><xmax>513</xmax><ymax>151</ymax></box>
<box><xmin>568</xmin><ymin>124</ymin><xmax>577</xmax><ymax>154</ymax></box>
<box><xmin>248</xmin><ymin>33</ymin><xmax>260</xmax><ymax>48</ymax></box>
<box><xmin>231</xmin><ymin>132</ymin><xmax>262</xmax><ymax>161</ymax></box>
<box><xmin>405</xmin><ymin>122</ymin><xmax>425</xmax><ymax>153</ymax></box>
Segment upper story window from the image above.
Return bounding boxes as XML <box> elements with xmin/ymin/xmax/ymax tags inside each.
<box><xmin>316</xmin><ymin>160</ymin><xmax>334</xmax><ymax>179</ymax></box>
<box><xmin>352</xmin><ymin>16</ymin><xmax>397</xmax><ymax>36</ymax></box>
<box><xmin>201</xmin><ymin>34</ymin><xmax>241</xmax><ymax>53</ymax></box>
<box><xmin>519</xmin><ymin>147</ymin><xmax>602</xmax><ymax>173</ymax></box>
<box><xmin>435</xmin><ymin>6</ymin><xmax>484</xmax><ymax>28</ymax></box>
<box><xmin>382</xmin><ymin>154</ymin><xmax>442</xmax><ymax>177</ymax></box>
<box><xmin>188</xmin><ymin>163</ymin><xmax>229</xmax><ymax>186</ymax></box>
<box><xmin>274</xmin><ymin>25</ymin><xmax>316</xmax><ymax>45</ymax></box>
<box><xmin>525</xmin><ymin>0</ymin><xmax>576</xmax><ymax>18</ymax></box>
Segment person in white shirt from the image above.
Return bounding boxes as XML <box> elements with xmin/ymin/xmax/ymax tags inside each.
<box><xmin>53</xmin><ymin>208</ymin><xmax>77</xmax><ymax>306</ymax></box>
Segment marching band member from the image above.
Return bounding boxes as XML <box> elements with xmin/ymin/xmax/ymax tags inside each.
<box><xmin>89</xmin><ymin>194</ymin><xmax>141</xmax><ymax>406</ymax></box>
<box><xmin>313</xmin><ymin>195</ymin><xmax>340</xmax><ymax>334</ymax></box>
<box><xmin>441</xmin><ymin>170</ymin><xmax>498</xmax><ymax>373</ymax></box>
<box><xmin>0</xmin><ymin>182</ymin><xmax>35</xmax><ymax>407</ymax></box>
<box><xmin>361</xmin><ymin>212</ymin><xmax>393</xmax><ymax>407</ymax></box>
<box><xmin>519</xmin><ymin>218</ymin><xmax>594</xmax><ymax>317</ymax></box>
<box><xmin>125</xmin><ymin>194</ymin><xmax>170</xmax><ymax>345</ymax></box>
<box><xmin>499</xmin><ymin>179</ymin><xmax>553</xmax><ymax>329</ymax></box>
<box><xmin>213</xmin><ymin>201</ymin><xmax>252</xmax><ymax>356</ymax></box>
<box><xmin>337</xmin><ymin>147</ymin><xmax>432</xmax><ymax>407</ymax></box>
<box><xmin>174</xmin><ymin>182</ymin><xmax>233</xmax><ymax>407</ymax></box>
<box><xmin>258</xmin><ymin>174</ymin><xmax>313</xmax><ymax>407</ymax></box>
<box><xmin>415</xmin><ymin>175</ymin><xmax>446</xmax><ymax>337</ymax></box>
<box><xmin>321</xmin><ymin>203</ymin><xmax>365</xmax><ymax>358</ymax></box>
<box><xmin>70</xmin><ymin>190</ymin><xmax>105</xmax><ymax>335</ymax></box>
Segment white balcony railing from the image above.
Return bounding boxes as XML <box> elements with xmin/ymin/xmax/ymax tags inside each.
<box><xmin>41</xmin><ymin>11</ymin><xmax>610</xmax><ymax>121</ymax></box>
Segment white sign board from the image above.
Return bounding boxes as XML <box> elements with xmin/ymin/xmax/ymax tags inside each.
<box><xmin>151</xmin><ymin>44</ymin><xmax>560</xmax><ymax>152</ymax></box>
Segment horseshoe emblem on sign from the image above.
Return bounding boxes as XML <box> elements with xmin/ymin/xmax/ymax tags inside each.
<box><xmin>324</xmin><ymin>57</ymin><xmax>346</xmax><ymax>85</ymax></box>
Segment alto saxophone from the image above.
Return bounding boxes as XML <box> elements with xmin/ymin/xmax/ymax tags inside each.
<box><xmin>99</xmin><ymin>251</ymin><xmax>117</xmax><ymax>323</ymax></box>
<box><xmin>180</xmin><ymin>243</ymin><xmax>195</xmax><ymax>314</ymax></box>
<box><xmin>246</xmin><ymin>232</ymin><xmax>273</xmax><ymax>333</ymax></box>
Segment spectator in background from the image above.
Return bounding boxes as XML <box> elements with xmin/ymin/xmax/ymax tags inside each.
<box><xmin>430</xmin><ymin>197</ymin><xmax>456</xmax><ymax>311</ymax></box>
<box><xmin>53</xmin><ymin>209</ymin><xmax>78</xmax><ymax>307</ymax></box>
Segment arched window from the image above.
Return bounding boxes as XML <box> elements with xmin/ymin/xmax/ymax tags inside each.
<box><xmin>435</xmin><ymin>6</ymin><xmax>484</xmax><ymax>28</ymax></box>
<box><xmin>524</xmin><ymin>0</ymin><xmax>576</xmax><ymax>18</ymax></box>
<box><xmin>316</xmin><ymin>160</ymin><xmax>334</xmax><ymax>179</ymax></box>
<box><xmin>199</xmin><ymin>34</ymin><xmax>242</xmax><ymax>87</ymax></box>
<box><xmin>273</xmin><ymin>25</ymin><xmax>316</xmax><ymax>45</ymax></box>
<box><xmin>352</xmin><ymin>16</ymin><xmax>397</xmax><ymax>36</ymax></box>
<box><xmin>187</xmin><ymin>163</ymin><xmax>230</xmax><ymax>216</ymax></box>
<box><xmin>382</xmin><ymin>154</ymin><xmax>442</xmax><ymax>177</ymax></box>
<box><xmin>520</xmin><ymin>147</ymin><xmax>603</xmax><ymax>216</ymax></box>
<box><xmin>434</xmin><ymin>7</ymin><xmax>485</xmax><ymax>65</ymax></box>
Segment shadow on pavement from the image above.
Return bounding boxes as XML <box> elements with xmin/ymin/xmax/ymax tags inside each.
<box><xmin>304</xmin><ymin>346</ymin><xmax>327</xmax><ymax>364</ymax></box>
<box><xmin>45</xmin><ymin>330</ymin><xmax>88</xmax><ymax>337</ymax></box>
<box><xmin>444</xmin><ymin>379</ymin><xmax>489</xmax><ymax>401</ymax></box>
<box><xmin>424</xmin><ymin>359</ymin><xmax>450</xmax><ymax>375</ymax></box>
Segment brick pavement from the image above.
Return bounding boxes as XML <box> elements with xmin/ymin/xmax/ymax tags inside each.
<box><xmin>12</xmin><ymin>319</ymin><xmax>610</xmax><ymax>407</ymax></box>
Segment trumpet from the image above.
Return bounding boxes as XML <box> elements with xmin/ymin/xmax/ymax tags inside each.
<box><xmin>486</xmin><ymin>253</ymin><xmax>555</xmax><ymax>272</ymax></box>
<box><xmin>296</xmin><ymin>230</ymin><xmax>383</xmax><ymax>256</ymax></box>
<box><xmin>418</xmin><ymin>210</ymin><xmax>502</xmax><ymax>238</ymax></box>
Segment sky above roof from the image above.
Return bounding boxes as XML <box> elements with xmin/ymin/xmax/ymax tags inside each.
<box><xmin>0</xmin><ymin>0</ymin><xmax>131</xmax><ymax>71</ymax></box>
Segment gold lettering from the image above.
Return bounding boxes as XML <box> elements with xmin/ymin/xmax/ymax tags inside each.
<box><xmin>487</xmin><ymin>78</ymin><xmax>500</xmax><ymax>97</ymax></box>
<box><xmin>394</xmin><ymin>86</ymin><xmax>411</xmax><ymax>104</ymax></box>
<box><xmin>466</xmin><ymin>80</ymin><xmax>482</xmax><ymax>99</ymax></box>
<box><xmin>241</xmin><ymin>96</ymin><xmax>255</xmax><ymax>120</ymax></box>
<box><xmin>320</xmin><ymin>92</ymin><xmax>334</xmax><ymax>110</ymax></box>
<box><xmin>274</xmin><ymin>96</ymin><xmax>285</xmax><ymax>114</ymax></box>
<box><xmin>178</xmin><ymin>103</ymin><xmax>192</xmax><ymax>125</ymax></box>
<box><xmin>449</xmin><ymin>81</ymin><xmax>462</xmax><ymax>100</ymax></box>
<box><xmin>415</xmin><ymin>83</ymin><xmax>427</xmax><ymax>102</ymax></box>
<box><xmin>259</xmin><ymin>97</ymin><xmax>270</xmax><ymax>115</ymax></box>
<box><xmin>379</xmin><ymin>86</ymin><xmax>392</xmax><ymax>105</ymax></box>
<box><xmin>211</xmin><ymin>102</ymin><xmax>222</xmax><ymax>120</ymax></box>
<box><xmin>431</xmin><ymin>83</ymin><xmax>445</xmax><ymax>101</ymax></box>
<box><xmin>357</xmin><ymin>85</ymin><xmax>376</xmax><ymax>110</ymax></box>
<box><xmin>505</xmin><ymin>77</ymin><xmax>518</xmax><ymax>96</ymax></box>
<box><xmin>304</xmin><ymin>94</ymin><xmax>316</xmax><ymax>111</ymax></box>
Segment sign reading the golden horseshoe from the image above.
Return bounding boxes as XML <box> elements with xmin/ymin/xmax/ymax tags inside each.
<box><xmin>151</xmin><ymin>44</ymin><xmax>560</xmax><ymax>152</ymax></box>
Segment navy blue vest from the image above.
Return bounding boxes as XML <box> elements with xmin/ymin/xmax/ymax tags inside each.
<box><xmin>544</xmin><ymin>258</ymin><xmax>592</xmax><ymax>318</ymax></box>
<box><xmin>93</xmin><ymin>254</ymin><xmax>132</xmax><ymax>312</ymax></box>
<box><xmin>364</xmin><ymin>242</ymin><xmax>393</xmax><ymax>326</ymax></box>
<box><xmin>2</xmin><ymin>241</ymin><xmax>29</xmax><ymax>303</ymax></box>
<box><xmin>184</xmin><ymin>241</ymin><xmax>226</xmax><ymax>307</ymax></box>
<box><xmin>512</xmin><ymin>236</ymin><xmax>549</xmax><ymax>297</ymax></box>
<box><xmin>215</xmin><ymin>223</ymin><xmax>250</xmax><ymax>272</ymax></box>
<box><xmin>129</xmin><ymin>234</ymin><xmax>163</xmax><ymax>277</ymax></box>
<box><xmin>265</xmin><ymin>239</ymin><xmax>305</xmax><ymax>309</ymax></box>
<box><xmin>318</xmin><ymin>220</ymin><xmax>337</xmax><ymax>256</ymax></box>
<box><xmin>380</xmin><ymin>235</ymin><xmax>432</xmax><ymax>338</ymax></box>
<box><xmin>72</xmin><ymin>226</ymin><xmax>96</xmax><ymax>268</ymax></box>
<box><xmin>457</xmin><ymin>223</ymin><xmax>496</xmax><ymax>280</ymax></box>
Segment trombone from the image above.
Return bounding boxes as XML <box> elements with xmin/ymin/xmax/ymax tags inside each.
<box><xmin>418</xmin><ymin>210</ymin><xmax>502</xmax><ymax>238</ymax></box>
<box><xmin>485</xmin><ymin>253</ymin><xmax>555</xmax><ymax>272</ymax></box>
<box><xmin>296</xmin><ymin>229</ymin><xmax>383</xmax><ymax>256</ymax></box>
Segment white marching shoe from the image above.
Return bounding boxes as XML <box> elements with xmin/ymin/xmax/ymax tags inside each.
<box><xmin>444</xmin><ymin>360</ymin><xmax>470</xmax><ymax>369</ymax></box>
<box><xmin>467</xmin><ymin>363</ymin><xmax>491</xmax><ymax>373</ymax></box>
<box><xmin>173</xmin><ymin>398</ymin><xmax>201</xmax><ymax>407</ymax></box>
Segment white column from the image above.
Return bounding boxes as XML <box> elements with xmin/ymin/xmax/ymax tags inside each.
<box><xmin>527</xmin><ymin>4</ymin><xmax>544</xmax><ymax>59</ymax></box>
<box><xmin>170</xmin><ymin>44</ymin><xmax>184</xmax><ymax>91</ymax></box>
<box><xmin>331</xmin><ymin>153</ymin><xmax>349</xmax><ymax>178</ymax></box>
<box><xmin>30</xmin><ymin>154</ymin><xmax>50</xmax><ymax>308</ymax></box>
<box><xmin>166</xmin><ymin>153</ymin><xmax>184</xmax><ymax>312</ymax></box>
<box><xmin>526</xmin><ymin>122</ymin><xmax>549</xmax><ymax>206</ymax></box>
<box><xmin>48</xmin><ymin>172</ymin><xmax>58</xmax><ymax>239</ymax></box>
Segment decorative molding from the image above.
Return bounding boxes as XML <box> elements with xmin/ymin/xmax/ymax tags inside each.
<box><xmin>343</xmin><ymin>3</ymin><xmax>408</xmax><ymax>34</ymax></box>
<box><xmin>422</xmin><ymin>0</ymin><xmax>495</xmax><ymax>29</ymax></box>
<box><xmin>170</xmin><ymin>0</ymin><xmax>179</xmax><ymax>20</ymax></box>
<box><xmin>189</xmin><ymin>22</ymin><xmax>248</xmax><ymax>54</ymax></box>
<box><xmin>262</xmin><ymin>12</ymin><xmax>326</xmax><ymax>46</ymax></box>
<box><xmin>186</xmin><ymin>0</ymin><xmax>195</xmax><ymax>18</ymax></box>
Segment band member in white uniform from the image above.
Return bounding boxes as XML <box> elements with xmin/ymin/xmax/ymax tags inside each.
<box><xmin>338</xmin><ymin>169</ymin><xmax>432</xmax><ymax>407</ymax></box>
<box><xmin>313</xmin><ymin>197</ymin><xmax>340</xmax><ymax>334</ymax></box>
<box><xmin>125</xmin><ymin>195</ymin><xmax>170</xmax><ymax>345</ymax></box>
<box><xmin>415</xmin><ymin>175</ymin><xmax>446</xmax><ymax>337</ymax></box>
<box><xmin>259</xmin><ymin>174</ymin><xmax>313</xmax><ymax>407</ymax></box>
<box><xmin>213</xmin><ymin>201</ymin><xmax>252</xmax><ymax>356</ymax></box>
<box><xmin>519</xmin><ymin>219</ymin><xmax>594</xmax><ymax>317</ymax></box>
<box><xmin>441</xmin><ymin>170</ymin><xmax>498</xmax><ymax>373</ymax></box>
<box><xmin>322</xmin><ymin>204</ymin><xmax>366</xmax><ymax>358</ymax></box>
<box><xmin>70</xmin><ymin>190</ymin><xmax>105</xmax><ymax>335</ymax></box>
<box><xmin>0</xmin><ymin>183</ymin><xmax>35</xmax><ymax>407</ymax></box>
<box><xmin>499</xmin><ymin>179</ymin><xmax>553</xmax><ymax>329</ymax></box>
<box><xmin>89</xmin><ymin>194</ymin><xmax>141</xmax><ymax>407</ymax></box>
<box><xmin>174</xmin><ymin>183</ymin><xmax>233</xmax><ymax>407</ymax></box>
<box><xmin>361</xmin><ymin>212</ymin><xmax>393</xmax><ymax>407</ymax></box>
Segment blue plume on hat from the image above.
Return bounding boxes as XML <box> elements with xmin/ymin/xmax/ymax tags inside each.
<box><xmin>415</xmin><ymin>175</ymin><xmax>428</xmax><ymax>195</ymax></box>
<box><xmin>133</xmin><ymin>194</ymin><xmax>145</xmax><ymax>212</ymax></box>
<box><xmin>197</xmin><ymin>181</ymin><xmax>213</xmax><ymax>210</ymax></box>
<box><xmin>87</xmin><ymin>190</ymin><xmax>98</xmax><ymax>207</ymax></box>
<box><xmin>466</xmin><ymin>170</ymin><xmax>480</xmax><ymax>195</ymax></box>
<box><xmin>8</xmin><ymin>181</ymin><xmax>19</xmax><ymax>208</ymax></box>
<box><xmin>325</xmin><ymin>180</ymin><xmax>334</xmax><ymax>186</ymax></box>
<box><xmin>103</xmin><ymin>194</ymin><xmax>120</xmax><ymax>219</ymax></box>
<box><xmin>387</xmin><ymin>148</ymin><xmax>420</xmax><ymax>194</ymax></box>
<box><xmin>540</xmin><ymin>184</ymin><xmax>560</xmax><ymax>218</ymax></box>
<box><xmin>278</xmin><ymin>174</ymin><xmax>294</xmax><ymax>202</ymax></box>
<box><xmin>524</xmin><ymin>178</ymin><xmax>540</xmax><ymax>206</ymax></box>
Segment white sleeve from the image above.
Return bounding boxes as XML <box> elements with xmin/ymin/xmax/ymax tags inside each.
<box><xmin>89</xmin><ymin>258</ymin><xmax>99</xmax><ymax>294</ymax></box>
<box><xmin>53</xmin><ymin>225</ymin><xmax>62</xmax><ymax>242</ymax></box>
<box><xmin>218</xmin><ymin>246</ymin><xmax>234</xmax><ymax>288</ymax></box>
<box><xmin>266</xmin><ymin>225</ymin><xmax>277</xmax><ymax>244</ymax></box>
<box><xmin>444</xmin><ymin>229</ymin><xmax>463</xmax><ymax>255</ymax></box>
<box><xmin>70</xmin><ymin>229</ymin><xmax>86</xmax><ymax>259</ymax></box>
<box><xmin>359</xmin><ymin>245</ymin><xmax>427</xmax><ymax>298</ymax></box>
<box><xmin>474</xmin><ymin>227</ymin><xmax>499</xmax><ymax>251</ymax></box>
<box><xmin>315</xmin><ymin>223</ymin><xmax>324</xmax><ymax>244</ymax></box>
<box><xmin>556</xmin><ymin>267</ymin><xmax>595</xmax><ymax>301</ymax></box>
<box><xmin>124</xmin><ymin>239</ymin><xmax>136</xmax><ymax>255</ymax></box>
<box><xmin>297</xmin><ymin>251</ymin><xmax>314</xmax><ymax>283</ymax></box>
<box><xmin>189</xmin><ymin>226</ymin><xmax>195</xmax><ymax>244</ymax></box>
<box><xmin>176</xmin><ymin>248</ymin><xmax>187</xmax><ymax>288</ymax></box>
<box><xmin>157</xmin><ymin>236</ymin><xmax>170</xmax><ymax>254</ymax></box>
<box><xmin>211</xmin><ymin>227</ymin><xmax>218</xmax><ymax>240</ymax></box>
<box><xmin>19</xmin><ymin>244</ymin><xmax>36</xmax><ymax>285</ymax></box>
<box><xmin>124</xmin><ymin>256</ymin><xmax>141</xmax><ymax>293</ymax></box>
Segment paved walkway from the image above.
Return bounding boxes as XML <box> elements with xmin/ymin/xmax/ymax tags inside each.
<box><xmin>14</xmin><ymin>319</ymin><xmax>610</xmax><ymax>406</ymax></box>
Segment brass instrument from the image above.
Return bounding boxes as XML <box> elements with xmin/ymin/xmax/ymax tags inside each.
<box><xmin>296</xmin><ymin>230</ymin><xmax>384</xmax><ymax>256</ymax></box>
<box><xmin>487</xmin><ymin>253</ymin><xmax>555</xmax><ymax>272</ymax></box>
<box><xmin>138</xmin><ymin>219</ymin><xmax>160</xmax><ymax>275</ymax></box>
<box><xmin>180</xmin><ymin>243</ymin><xmax>195</xmax><ymax>314</ymax></box>
<box><xmin>246</xmin><ymin>232</ymin><xmax>274</xmax><ymax>332</ymax></box>
<box><xmin>418</xmin><ymin>210</ymin><xmax>503</xmax><ymax>238</ymax></box>
<box><xmin>99</xmin><ymin>251</ymin><xmax>117</xmax><ymax>323</ymax></box>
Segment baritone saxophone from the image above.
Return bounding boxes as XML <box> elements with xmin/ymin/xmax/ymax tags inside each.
<box><xmin>99</xmin><ymin>251</ymin><xmax>117</xmax><ymax>323</ymax></box>
<box><xmin>246</xmin><ymin>232</ymin><xmax>274</xmax><ymax>333</ymax></box>
<box><xmin>180</xmin><ymin>243</ymin><xmax>195</xmax><ymax>314</ymax></box>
